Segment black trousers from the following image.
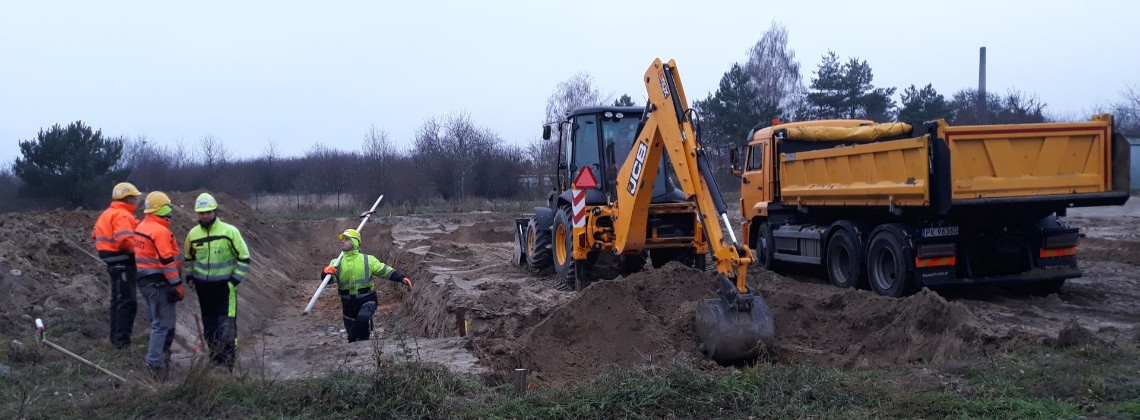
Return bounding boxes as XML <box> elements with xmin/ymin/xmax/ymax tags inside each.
<box><xmin>341</xmin><ymin>292</ymin><xmax>378</xmax><ymax>343</ymax></box>
<box><xmin>195</xmin><ymin>281</ymin><xmax>238</xmax><ymax>370</ymax></box>
<box><xmin>106</xmin><ymin>263</ymin><xmax>138</xmax><ymax>349</ymax></box>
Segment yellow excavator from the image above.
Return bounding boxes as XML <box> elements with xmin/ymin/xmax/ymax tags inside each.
<box><xmin>512</xmin><ymin>59</ymin><xmax>774</xmax><ymax>362</ymax></box>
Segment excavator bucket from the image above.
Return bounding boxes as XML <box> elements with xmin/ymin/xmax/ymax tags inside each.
<box><xmin>695</xmin><ymin>288</ymin><xmax>775</xmax><ymax>363</ymax></box>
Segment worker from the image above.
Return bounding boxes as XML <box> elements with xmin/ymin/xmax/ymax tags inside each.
<box><xmin>322</xmin><ymin>228</ymin><xmax>412</xmax><ymax>342</ymax></box>
<box><xmin>133</xmin><ymin>191</ymin><xmax>185</xmax><ymax>379</ymax></box>
<box><xmin>92</xmin><ymin>182</ymin><xmax>142</xmax><ymax>350</ymax></box>
<box><xmin>183</xmin><ymin>192</ymin><xmax>250</xmax><ymax>371</ymax></box>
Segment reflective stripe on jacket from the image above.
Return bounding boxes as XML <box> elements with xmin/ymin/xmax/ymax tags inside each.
<box><xmin>92</xmin><ymin>201</ymin><xmax>139</xmax><ymax>264</ymax></box>
<box><xmin>329</xmin><ymin>248</ymin><xmax>403</xmax><ymax>296</ymax></box>
<box><xmin>183</xmin><ymin>218</ymin><xmax>251</xmax><ymax>282</ymax></box>
<box><xmin>134</xmin><ymin>214</ymin><xmax>181</xmax><ymax>283</ymax></box>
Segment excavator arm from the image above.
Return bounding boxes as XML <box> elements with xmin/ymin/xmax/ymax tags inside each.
<box><xmin>613</xmin><ymin>58</ymin><xmax>774</xmax><ymax>362</ymax></box>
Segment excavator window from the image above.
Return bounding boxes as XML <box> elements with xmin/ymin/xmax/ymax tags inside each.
<box><xmin>569</xmin><ymin>115</ymin><xmax>601</xmax><ymax>189</ymax></box>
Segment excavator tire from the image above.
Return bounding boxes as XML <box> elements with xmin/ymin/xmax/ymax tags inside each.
<box><xmin>553</xmin><ymin>207</ymin><xmax>594</xmax><ymax>291</ymax></box>
<box><xmin>525</xmin><ymin>216</ymin><xmax>553</xmax><ymax>270</ymax></box>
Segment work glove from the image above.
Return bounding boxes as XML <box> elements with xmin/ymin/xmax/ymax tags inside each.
<box><xmin>402</xmin><ymin>277</ymin><xmax>413</xmax><ymax>291</ymax></box>
<box><xmin>228</xmin><ymin>276</ymin><xmax>241</xmax><ymax>286</ymax></box>
<box><xmin>322</xmin><ymin>266</ymin><xmax>337</xmax><ymax>278</ymax></box>
<box><xmin>167</xmin><ymin>283</ymin><xmax>185</xmax><ymax>303</ymax></box>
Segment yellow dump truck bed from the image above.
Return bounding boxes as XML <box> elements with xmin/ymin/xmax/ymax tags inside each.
<box><xmin>776</xmin><ymin>115</ymin><xmax>1129</xmax><ymax>210</ymax></box>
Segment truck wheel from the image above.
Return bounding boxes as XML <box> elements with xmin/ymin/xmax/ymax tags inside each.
<box><xmin>554</xmin><ymin>207</ymin><xmax>593</xmax><ymax>291</ymax></box>
<box><xmin>755</xmin><ymin>222</ymin><xmax>780</xmax><ymax>272</ymax></box>
<box><xmin>867</xmin><ymin>229</ymin><xmax>915</xmax><ymax>297</ymax></box>
<box><xmin>826</xmin><ymin>229</ymin><xmax>865</xmax><ymax>289</ymax></box>
<box><xmin>526</xmin><ymin>217</ymin><xmax>552</xmax><ymax>270</ymax></box>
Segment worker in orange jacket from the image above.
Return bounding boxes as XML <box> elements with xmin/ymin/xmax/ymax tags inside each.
<box><xmin>133</xmin><ymin>191</ymin><xmax>185</xmax><ymax>379</ymax></box>
<box><xmin>91</xmin><ymin>182</ymin><xmax>142</xmax><ymax>350</ymax></box>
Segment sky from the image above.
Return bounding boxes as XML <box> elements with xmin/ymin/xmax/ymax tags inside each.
<box><xmin>2</xmin><ymin>0</ymin><xmax>1137</xmax><ymax>165</ymax></box>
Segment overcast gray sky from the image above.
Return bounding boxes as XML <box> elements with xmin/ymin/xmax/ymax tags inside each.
<box><xmin>2</xmin><ymin>0</ymin><xmax>1137</xmax><ymax>165</ymax></box>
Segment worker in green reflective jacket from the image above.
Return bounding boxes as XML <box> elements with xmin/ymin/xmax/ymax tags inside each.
<box><xmin>184</xmin><ymin>192</ymin><xmax>250</xmax><ymax>371</ymax></box>
<box><xmin>322</xmin><ymin>228</ymin><xmax>412</xmax><ymax>342</ymax></box>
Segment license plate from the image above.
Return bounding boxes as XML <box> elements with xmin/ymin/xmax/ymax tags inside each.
<box><xmin>923</xmin><ymin>226</ymin><xmax>959</xmax><ymax>237</ymax></box>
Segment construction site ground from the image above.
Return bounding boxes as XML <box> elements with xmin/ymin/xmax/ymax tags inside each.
<box><xmin>1</xmin><ymin>193</ymin><xmax>1137</xmax><ymax>389</ymax></box>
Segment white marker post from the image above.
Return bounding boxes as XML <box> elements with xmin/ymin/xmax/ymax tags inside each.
<box><xmin>302</xmin><ymin>194</ymin><xmax>384</xmax><ymax>314</ymax></box>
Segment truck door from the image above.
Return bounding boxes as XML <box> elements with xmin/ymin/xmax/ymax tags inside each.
<box><xmin>741</xmin><ymin>139</ymin><xmax>772</xmax><ymax>207</ymax></box>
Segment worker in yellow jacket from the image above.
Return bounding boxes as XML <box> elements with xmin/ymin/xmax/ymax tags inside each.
<box><xmin>322</xmin><ymin>228</ymin><xmax>412</xmax><ymax>342</ymax></box>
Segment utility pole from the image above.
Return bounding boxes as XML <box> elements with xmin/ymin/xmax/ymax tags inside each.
<box><xmin>978</xmin><ymin>46</ymin><xmax>987</xmax><ymax>113</ymax></box>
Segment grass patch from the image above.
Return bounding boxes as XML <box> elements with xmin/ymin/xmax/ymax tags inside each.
<box><xmin>5</xmin><ymin>345</ymin><xmax>1138</xmax><ymax>419</ymax></box>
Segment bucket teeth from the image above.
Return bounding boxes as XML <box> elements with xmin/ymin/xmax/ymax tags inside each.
<box><xmin>695</xmin><ymin>296</ymin><xmax>775</xmax><ymax>363</ymax></box>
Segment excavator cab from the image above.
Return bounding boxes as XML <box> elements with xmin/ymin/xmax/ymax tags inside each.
<box><xmin>554</xmin><ymin>107</ymin><xmax>679</xmax><ymax>205</ymax></box>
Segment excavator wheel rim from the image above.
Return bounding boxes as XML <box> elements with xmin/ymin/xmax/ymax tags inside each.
<box><xmin>527</xmin><ymin>227</ymin><xmax>536</xmax><ymax>255</ymax></box>
<box><xmin>554</xmin><ymin>224</ymin><xmax>568</xmax><ymax>266</ymax></box>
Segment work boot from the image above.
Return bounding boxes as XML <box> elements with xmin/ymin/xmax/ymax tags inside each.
<box><xmin>148</xmin><ymin>364</ymin><xmax>169</xmax><ymax>381</ymax></box>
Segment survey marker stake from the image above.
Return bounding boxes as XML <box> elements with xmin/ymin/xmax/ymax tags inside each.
<box><xmin>35</xmin><ymin>318</ymin><xmax>135</xmax><ymax>386</ymax></box>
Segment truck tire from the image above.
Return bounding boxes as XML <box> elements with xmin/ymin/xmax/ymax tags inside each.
<box><xmin>755</xmin><ymin>222</ymin><xmax>780</xmax><ymax>272</ymax></box>
<box><xmin>525</xmin><ymin>217</ymin><xmax>553</xmax><ymax>270</ymax></box>
<box><xmin>826</xmin><ymin>229</ymin><xmax>865</xmax><ymax>289</ymax></box>
<box><xmin>554</xmin><ymin>207</ymin><xmax>593</xmax><ymax>291</ymax></box>
<box><xmin>866</xmin><ymin>228</ymin><xmax>916</xmax><ymax>297</ymax></box>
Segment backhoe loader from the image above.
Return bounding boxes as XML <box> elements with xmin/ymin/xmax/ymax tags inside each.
<box><xmin>512</xmin><ymin>59</ymin><xmax>774</xmax><ymax>362</ymax></box>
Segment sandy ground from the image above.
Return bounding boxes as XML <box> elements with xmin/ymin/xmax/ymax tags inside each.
<box><xmin>2</xmin><ymin>194</ymin><xmax>1136</xmax><ymax>386</ymax></box>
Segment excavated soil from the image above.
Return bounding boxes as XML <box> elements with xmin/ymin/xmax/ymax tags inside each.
<box><xmin>3</xmin><ymin>195</ymin><xmax>1137</xmax><ymax>386</ymax></box>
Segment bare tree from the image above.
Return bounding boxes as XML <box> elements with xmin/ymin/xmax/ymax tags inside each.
<box><xmin>1110</xmin><ymin>84</ymin><xmax>1140</xmax><ymax>136</ymax></box>
<box><xmin>545</xmin><ymin>72</ymin><xmax>603</xmax><ymax>124</ymax></box>
<box><xmin>413</xmin><ymin>112</ymin><xmax>502</xmax><ymax>199</ymax></box>
<box><xmin>199</xmin><ymin>134</ymin><xmax>230</xmax><ymax>170</ymax></box>
<box><xmin>744</xmin><ymin>21</ymin><xmax>806</xmax><ymax>120</ymax></box>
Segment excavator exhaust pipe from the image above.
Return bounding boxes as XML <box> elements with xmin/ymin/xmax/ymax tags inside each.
<box><xmin>695</xmin><ymin>275</ymin><xmax>775</xmax><ymax>363</ymax></box>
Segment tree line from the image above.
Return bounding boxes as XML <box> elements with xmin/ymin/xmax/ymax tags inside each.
<box><xmin>2</xmin><ymin>113</ymin><xmax>538</xmax><ymax>211</ymax></box>
<box><xmin>5</xmin><ymin>22</ymin><xmax>1137</xmax><ymax>211</ymax></box>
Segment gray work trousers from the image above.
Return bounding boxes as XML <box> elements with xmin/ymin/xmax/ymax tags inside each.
<box><xmin>138</xmin><ymin>279</ymin><xmax>177</xmax><ymax>369</ymax></box>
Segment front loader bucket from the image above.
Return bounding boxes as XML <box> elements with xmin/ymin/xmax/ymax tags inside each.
<box><xmin>695</xmin><ymin>294</ymin><xmax>775</xmax><ymax>363</ymax></box>
<box><xmin>511</xmin><ymin>217</ymin><xmax>529</xmax><ymax>266</ymax></box>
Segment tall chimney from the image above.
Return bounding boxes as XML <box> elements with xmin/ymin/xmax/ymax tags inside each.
<box><xmin>978</xmin><ymin>47</ymin><xmax>987</xmax><ymax>110</ymax></box>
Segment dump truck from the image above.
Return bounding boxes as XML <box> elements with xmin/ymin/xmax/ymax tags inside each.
<box><xmin>513</xmin><ymin>59</ymin><xmax>773</xmax><ymax>362</ymax></box>
<box><xmin>734</xmin><ymin>116</ymin><xmax>1131</xmax><ymax>297</ymax></box>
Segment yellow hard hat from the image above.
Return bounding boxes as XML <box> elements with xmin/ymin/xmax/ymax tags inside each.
<box><xmin>111</xmin><ymin>182</ymin><xmax>141</xmax><ymax>200</ymax></box>
<box><xmin>194</xmin><ymin>192</ymin><xmax>218</xmax><ymax>212</ymax></box>
<box><xmin>338</xmin><ymin>229</ymin><xmax>361</xmax><ymax>242</ymax></box>
<box><xmin>143</xmin><ymin>191</ymin><xmax>172</xmax><ymax>216</ymax></box>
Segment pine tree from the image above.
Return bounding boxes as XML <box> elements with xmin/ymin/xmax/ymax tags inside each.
<box><xmin>13</xmin><ymin>121</ymin><xmax>127</xmax><ymax>207</ymax></box>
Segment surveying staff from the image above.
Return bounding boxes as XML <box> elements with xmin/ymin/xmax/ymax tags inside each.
<box><xmin>133</xmin><ymin>192</ymin><xmax>185</xmax><ymax>379</ymax></box>
<box><xmin>183</xmin><ymin>192</ymin><xmax>250</xmax><ymax>371</ymax></box>
<box><xmin>92</xmin><ymin>182</ymin><xmax>142</xmax><ymax>350</ymax></box>
<box><xmin>322</xmin><ymin>228</ymin><xmax>412</xmax><ymax>342</ymax></box>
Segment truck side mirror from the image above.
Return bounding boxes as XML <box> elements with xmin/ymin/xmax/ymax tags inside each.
<box><xmin>542</xmin><ymin>125</ymin><xmax>552</xmax><ymax>140</ymax></box>
<box><xmin>730</xmin><ymin>145</ymin><xmax>742</xmax><ymax>176</ymax></box>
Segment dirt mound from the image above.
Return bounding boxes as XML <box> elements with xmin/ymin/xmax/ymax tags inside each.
<box><xmin>450</xmin><ymin>223</ymin><xmax>513</xmax><ymax>244</ymax></box>
<box><xmin>1053</xmin><ymin>319</ymin><xmax>1105</xmax><ymax>348</ymax></box>
<box><xmin>514</xmin><ymin>263</ymin><xmax>714</xmax><ymax>384</ymax></box>
<box><xmin>1076</xmin><ymin>237</ymin><xmax>1140</xmax><ymax>266</ymax></box>
<box><xmin>0</xmin><ymin>190</ymin><xmax>293</xmax><ymax>352</ymax></box>
<box><xmin>753</xmin><ymin>270</ymin><xmax>999</xmax><ymax>367</ymax></box>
